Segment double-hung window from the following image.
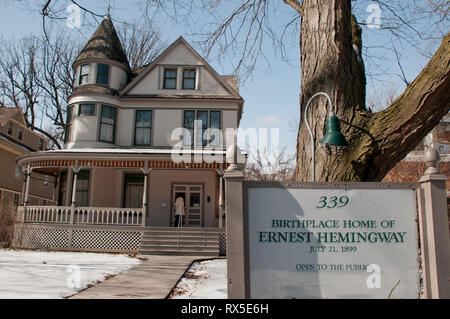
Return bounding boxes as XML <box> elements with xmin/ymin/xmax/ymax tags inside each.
<box><xmin>96</xmin><ymin>63</ymin><xmax>110</xmax><ymax>85</ymax></box>
<box><xmin>196</xmin><ymin>111</ymin><xmax>208</xmax><ymax>147</ymax></box>
<box><xmin>183</xmin><ymin>110</ymin><xmax>195</xmax><ymax>146</ymax></box>
<box><xmin>7</xmin><ymin>122</ymin><xmax>13</xmax><ymax>135</ymax></box>
<box><xmin>183</xmin><ymin>110</ymin><xmax>221</xmax><ymax>147</ymax></box>
<box><xmin>99</xmin><ymin>105</ymin><xmax>117</xmax><ymax>143</ymax></box>
<box><xmin>65</xmin><ymin>105</ymin><xmax>75</xmax><ymax>143</ymax></box>
<box><xmin>17</xmin><ymin>127</ymin><xmax>23</xmax><ymax>141</ymax></box>
<box><xmin>74</xmin><ymin>170</ymin><xmax>90</xmax><ymax>207</ymax></box>
<box><xmin>209</xmin><ymin>111</ymin><xmax>221</xmax><ymax>147</ymax></box>
<box><xmin>163</xmin><ymin>69</ymin><xmax>177</xmax><ymax>89</ymax></box>
<box><xmin>79</xmin><ymin>64</ymin><xmax>90</xmax><ymax>85</ymax></box>
<box><xmin>182</xmin><ymin>69</ymin><xmax>196</xmax><ymax>89</ymax></box>
<box><xmin>134</xmin><ymin>110</ymin><xmax>152</xmax><ymax>145</ymax></box>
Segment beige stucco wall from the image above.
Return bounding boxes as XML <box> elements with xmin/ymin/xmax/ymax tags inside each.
<box><xmin>153</xmin><ymin>109</ymin><xmax>183</xmax><ymax>147</ymax></box>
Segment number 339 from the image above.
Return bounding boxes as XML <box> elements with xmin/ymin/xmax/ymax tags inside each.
<box><xmin>316</xmin><ymin>196</ymin><xmax>349</xmax><ymax>208</ymax></box>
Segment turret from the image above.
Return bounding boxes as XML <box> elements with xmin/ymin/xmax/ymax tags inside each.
<box><xmin>71</xmin><ymin>16</ymin><xmax>130</xmax><ymax>95</ymax></box>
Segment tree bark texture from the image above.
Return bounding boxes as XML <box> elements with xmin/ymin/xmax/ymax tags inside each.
<box><xmin>295</xmin><ymin>0</ymin><xmax>450</xmax><ymax>182</ymax></box>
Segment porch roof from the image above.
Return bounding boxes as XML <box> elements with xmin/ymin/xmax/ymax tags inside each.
<box><xmin>16</xmin><ymin>147</ymin><xmax>229</xmax><ymax>174</ymax></box>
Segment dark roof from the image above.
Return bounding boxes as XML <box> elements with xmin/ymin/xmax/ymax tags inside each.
<box><xmin>74</xmin><ymin>17</ymin><xmax>130</xmax><ymax>70</ymax></box>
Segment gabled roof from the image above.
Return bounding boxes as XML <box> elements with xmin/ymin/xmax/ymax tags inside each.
<box><xmin>119</xmin><ymin>36</ymin><xmax>241</xmax><ymax>99</ymax></box>
<box><xmin>0</xmin><ymin>106</ymin><xmax>26</xmax><ymax>126</ymax></box>
<box><xmin>74</xmin><ymin>17</ymin><xmax>130</xmax><ymax>70</ymax></box>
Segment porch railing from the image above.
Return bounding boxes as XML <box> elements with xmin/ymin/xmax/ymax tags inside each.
<box><xmin>20</xmin><ymin>206</ymin><xmax>145</xmax><ymax>226</ymax></box>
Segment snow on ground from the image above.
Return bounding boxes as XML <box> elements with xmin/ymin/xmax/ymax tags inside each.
<box><xmin>0</xmin><ymin>249</ymin><xmax>141</xmax><ymax>299</ymax></box>
<box><xmin>170</xmin><ymin>258</ymin><xmax>227</xmax><ymax>299</ymax></box>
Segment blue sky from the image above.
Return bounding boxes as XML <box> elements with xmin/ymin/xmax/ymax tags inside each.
<box><xmin>0</xmin><ymin>0</ymin><xmax>446</xmax><ymax>156</ymax></box>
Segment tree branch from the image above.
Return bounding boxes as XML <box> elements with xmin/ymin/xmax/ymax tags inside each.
<box><xmin>283</xmin><ymin>0</ymin><xmax>303</xmax><ymax>15</ymax></box>
<box><xmin>354</xmin><ymin>33</ymin><xmax>450</xmax><ymax>181</ymax></box>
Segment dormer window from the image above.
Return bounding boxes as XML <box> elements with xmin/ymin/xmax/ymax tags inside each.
<box><xmin>38</xmin><ymin>138</ymin><xmax>44</xmax><ymax>151</ymax></box>
<box><xmin>182</xmin><ymin>69</ymin><xmax>196</xmax><ymax>89</ymax></box>
<box><xmin>7</xmin><ymin>122</ymin><xmax>13</xmax><ymax>135</ymax></box>
<box><xmin>96</xmin><ymin>63</ymin><xmax>110</xmax><ymax>85</ymax></box>
<box><xmin>163</xmin><ymin>69</ymin><xmax>177</xmax><ymax>89</ymax></box>
<box><xmin>17</xmin><ymin>127</ymin><xmax>23</xmax><ymax>141</ymax></box>
<box><xmin>79</xmin><ymin>64</ymin><xmax>90</xmax><ymax>85</ymax></box>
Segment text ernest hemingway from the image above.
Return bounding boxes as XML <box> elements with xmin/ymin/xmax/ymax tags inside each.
<box><xmin>257</xmin><ymin>219</ymin><xmax>407</xmax><ymax>244</ymax></box>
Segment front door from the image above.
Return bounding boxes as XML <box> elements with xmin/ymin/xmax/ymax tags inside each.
<box><xmin>172</xmin><ymin>184</ymin><xmax>203</xmax><ymax>227</ymax></box>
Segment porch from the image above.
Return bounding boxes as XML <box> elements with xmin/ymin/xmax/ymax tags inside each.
<box><xmin>15</xmin><ymin>149</ymin><xmax>228</xmax><ymax>229</ymax></box>
<box><xmin>13</xmin><ymin>149</ymin><xmax>228</xmax><ymax>255</ymax></box>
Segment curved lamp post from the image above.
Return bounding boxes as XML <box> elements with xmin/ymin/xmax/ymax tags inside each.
<box><xmin>304</xmin><ymin>92</ymin><xmax>348</xmax><ymax>181</ymax></box>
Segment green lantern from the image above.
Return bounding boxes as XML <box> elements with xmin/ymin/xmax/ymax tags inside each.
<box><xmin>319</xmin><ymin>114</ymin><xmax>348</xmax><ymax>147</ymax></box>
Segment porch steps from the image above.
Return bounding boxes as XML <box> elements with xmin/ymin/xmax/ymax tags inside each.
<box><xmin>139</xmin><ymin>227</ymin><xmax>223</xmax><ymax>256</ymax></box>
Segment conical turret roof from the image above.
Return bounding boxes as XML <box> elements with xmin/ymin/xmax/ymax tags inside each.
<box><xmin>74</xmin><ymin>17</ymin><xmax>130</xmax><ymax>70</ymax></box>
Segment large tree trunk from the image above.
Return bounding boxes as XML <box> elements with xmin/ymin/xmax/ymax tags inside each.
<box><xmin>294</xmin><ymin>0</ymin><xmax>450</xmax><ymax>182</ymax></box>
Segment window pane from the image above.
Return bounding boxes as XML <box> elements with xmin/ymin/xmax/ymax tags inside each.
<box><xmin>164</xmin><ymin>78</ymin><xmax>176</xmax><ymax>89</ymax></box>
<box><xmin>165</xmin><ymin>69</ymin><xmax>177</xmax><ymax>78</ymax></box>
<box><xmin>75</xmin><ymin>170</ymin><xmax>90</xmax><ymax>207</ymax></box>
<box><xmin>135</xmin><ymin>110</ymin><xmax>152</xmax><ymax>127</ymax></box>
<box><xmin>123</xmin><ymin>174</ymin><xmax>144</xmax><ymax>208</ymax></box>
<box><xmin>210</xmin><ymin>111</ymin><xmax>221</xmax><ymax>146</ymax></box>
<box><xmin>79</xmin><ymin>64</ymin><xmax>89</xmax><ymax>84</ymax></box>
<box><xmin>18</xmin><ymin>127</ymin><xmax>23</xmax><ymax>141</ymax></box>
<box><xmin>197</xmin><ymin>111</ymin><xmax>208</xmax><ymax>147</ymax></box>
<box><xmin>183</xmin><ymin>69</ymin><xmax>195</xmax><ymax>89</ymax></box>
<box><xmin>100</xmin><ymin>106</ymin><xmax>116</xmax><ymax>143</ymax></box>
<box><xmin>79</xmin><ymin>104</ymin><xmax>95</xmax><ymax>116</ymax></box>
<box><xmin>96</xmin><ymin>64</ymin><xmax>109</xmax><ymax>85</ymax></box>
<box><xmin>163</xmin><ymin>69</ymin><xmax>177</xmax><ymax>89</ymax></box>
<box><xmin>210</xmin><ymin>111</ymin><xmax>221</xmax><ymax>129</ymax></box>
<box><xmin>183</xmin><ymin>111</ymin><xmax>195</xmax><ymax>146</ymax></box>
<box><xmin>135</xmin><ymin>110</ymin><xmax>152</xmax><ymax>145</ymax></box>
<box><xmin>7</xmin><ymin>122</ymin><xmax>13</xmax><ymax>135</ymax></box>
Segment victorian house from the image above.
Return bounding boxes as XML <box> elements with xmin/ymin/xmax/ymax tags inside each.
<box><xmin>14</xmin><ymin>16</ymin><xmax>244</xmax><ymax>255</ymax></box>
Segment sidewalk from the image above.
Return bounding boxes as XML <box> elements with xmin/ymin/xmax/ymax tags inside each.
<box><xmin>69</xmin><ymin>255</ymin><xmax>202</xmax><ymax>299</ymax></box>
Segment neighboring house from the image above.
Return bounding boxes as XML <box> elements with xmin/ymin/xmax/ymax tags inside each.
<box><xmin>383</xmin><ymin>113</ymin><xmax>449</xmax><ymax>193</ymax></box>
<box><xmin>0</xmin><ymin>106</ymin><xmax>55</xmax><ymax>218</ymax></box>
<box><xmin>14</xmin><ymin>16</ymin><xmax>243</xmax><ymax>255</ymax></box>
<box><xmin>383</xmin><ymin>113</ymin><xmax>449</xmax><ymax>230</ymax></box>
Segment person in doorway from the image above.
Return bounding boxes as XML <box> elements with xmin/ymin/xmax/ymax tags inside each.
<box><xmin>174</xmin><ymin>196</ymin><xmax>185</xmax><ymax>227</ymax></box>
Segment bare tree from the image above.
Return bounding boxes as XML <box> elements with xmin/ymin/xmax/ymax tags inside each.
<box><xmin>0</xmin><ymin>18</ymin><xmax>165</xmax><ymax>149</ymax></box>
<box><xmin>117</xmin><ymin>22</ymin><xmax>167</xmax><ymax>70</ymax></box>
<box><xmin>245</xmin><ymin>147</ymin><xmax>296</xmax><ymax>182</ymax></box>
<box><xmin>19</xmin><ymin>0</ymin><xmax>450</xmax><ymax>181</ymax></box>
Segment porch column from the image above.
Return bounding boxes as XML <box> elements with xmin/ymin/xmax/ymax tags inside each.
<box><xmin>217</xmin><ymin>168</ymin><xmax>225</xmax><ymax>229</ymax></box>
<box><xmin>141</xmin><ymin>161</ymin><xmax>151</xmax><ymax>226</ymax></box>
<box><xmin>224</xmin><ymin>144</ymin><xmax>248</xmax><ymax>298</ymax></box>
<box><xmin>417</xmin><ymin>148</ymin><xmax>450</xmax><ymax>298</ymax></box>
<box><xmin>70</xmin><ymin>161</ymin><xmax>80</xmax><ymax>224</ymax></box>
<box><xmin>52</xmin><ymin>172</ymin><xmax>59</xmax><ymax>204</ymax></box>
<box><xmin>21</xmin><ymin>162</ymin><xmax>32</xmax><ymax>222</ymax></box>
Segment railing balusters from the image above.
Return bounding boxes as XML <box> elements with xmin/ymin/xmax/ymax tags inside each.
<box><xmin>21</xmin><ymin>206</ymin><xmax>144</xmax><ymax>226</ymax></box>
